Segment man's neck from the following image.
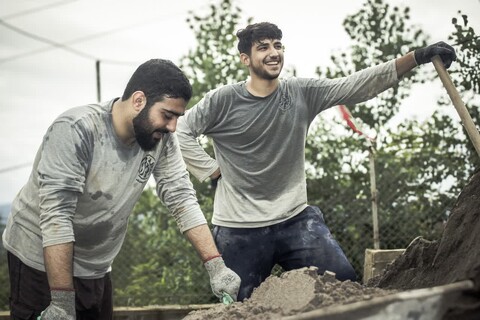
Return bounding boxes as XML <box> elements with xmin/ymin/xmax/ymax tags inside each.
<box><xmin>246</xmin><ymin>77</ymin><xmax>280</xmax><ymax>97</ymax></box>
<box><xmin>112</xmin><ymin>99</ymin><xmax>136</xmax><ymax>146</ymax></box>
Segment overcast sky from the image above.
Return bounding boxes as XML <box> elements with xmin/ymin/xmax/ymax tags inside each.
<box><xmin>1</xmin><ymin>0</ymin><xmax>479</xmax><ymax>205</ymax></box>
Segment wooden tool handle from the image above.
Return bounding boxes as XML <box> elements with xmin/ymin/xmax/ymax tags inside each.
<box><xmin>431</xmin><ymin>55</ymin><xmax>480</xmax><ymax>158</ymax></box>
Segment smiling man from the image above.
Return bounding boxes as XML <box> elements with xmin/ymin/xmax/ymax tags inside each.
<box><xmin>176</xmin><ymin>22</ymin><xmax>457</xmax><ymax>301</ymax></box>
<box><xmin>2</xmin><ymin>59</ymin><xmax>240</xmax><ymax>320</ymax></box>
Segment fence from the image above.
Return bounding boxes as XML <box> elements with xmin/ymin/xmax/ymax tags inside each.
<box><xmin>0</xmin><ymin>153</ymin><xmax>460</xmax><ymax>311</ymax></box>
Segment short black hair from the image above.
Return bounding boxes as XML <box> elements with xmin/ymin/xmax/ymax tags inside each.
<box><xmin>121</xmin><ymin>59</ymin><xmax>192</xmax><ymax>108</ymax></box>
<box><xmin>236</xmin><ymin>22</ymin><xmax>283</xmax><ymax>55</ymax></box>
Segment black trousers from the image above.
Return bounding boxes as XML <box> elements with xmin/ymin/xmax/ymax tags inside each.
<box><xmin>7</xmin><ymin>252</ymin><xmax>113</xmax><ymax>320</ymax></box>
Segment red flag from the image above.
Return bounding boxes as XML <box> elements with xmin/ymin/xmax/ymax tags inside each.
<box><xmin>338</xmin><ymin>105</ymin><xmax>375</xmax><ymax>142</ymax></box>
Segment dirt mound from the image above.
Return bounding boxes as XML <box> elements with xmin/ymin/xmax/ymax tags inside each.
<box><xmin>185</xmin><ymin>170</ymin><xmax>480</xmax><ymax>319</ymax></box>
<box><xmin>369</xmin><ymin>169</ymin><xmax>480</xmax><ymax>291</ymax></box>
<box><xmin>184</xmin><ymin>267</ymin><xmax>394</xmax><ymax>320</ymax></box>
<box><xmin>368</xmin><ymin>169</ymin><xmax>480</xmax><ymax>318</ymax></box>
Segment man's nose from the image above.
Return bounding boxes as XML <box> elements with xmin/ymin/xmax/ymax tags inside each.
<box><xmin>166</xmin><ymin>118</ymin><xmax>178</xmax><ymax>133</ymax></box>
<box><xmin>269</xmin><ymin>48</ymin><xmax>279</xmax><ymax>57</ymax></box>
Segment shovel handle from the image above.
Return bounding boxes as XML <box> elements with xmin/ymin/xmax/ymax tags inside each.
<box><xmin>431</xmin><ymin>55</ymin><xmax>480</xmax><ymax>158</ymax></box>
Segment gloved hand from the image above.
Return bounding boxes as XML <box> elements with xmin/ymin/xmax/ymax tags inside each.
<box><xmin>204</xmin><ymin>256</ymin><xmax>241</xmax><ymax>302</ymax></box>
<box><xmin>414</xmin><ymin>41</ymin><xmax>457</xmax><ymax>69</ymax></box>
<box><xmin>38</xmin><ymin>290</ymin><xmax>76</xmax><ymax>320</ymax></box>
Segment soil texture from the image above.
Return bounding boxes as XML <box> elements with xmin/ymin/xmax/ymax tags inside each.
<box><xmin>184</xmin><ymin>267</ymin><xmax>395</xmax><ymax>320</ymax></box>
<box><xmin>185</xmin><ymin>170</ymin><xmax>480</xmax><ymax>319</ymax></box>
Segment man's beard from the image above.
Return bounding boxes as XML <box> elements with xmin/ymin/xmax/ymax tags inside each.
<box><xmin>133</xmin><ymin>107</ymin><xmax>168</xmax><ymax>151</ymax></box>
<box><xmin>250</xmin><ymin>59</ymin><xmax>282</xmax><ymax>80</ymax></box>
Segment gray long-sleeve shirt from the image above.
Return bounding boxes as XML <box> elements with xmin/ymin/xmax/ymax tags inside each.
<box><xmin>176</xmin><ymin>60</ymin><xmax>399</xmax><ymax>228</ymax></box>
<box><xmin>2</xmin><ymin>99</ymin><xmax>206</xmax><ymax>278</ymax></box>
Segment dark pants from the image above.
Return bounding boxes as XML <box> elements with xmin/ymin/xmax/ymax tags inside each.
<box><xmin>213</xmin><ymin>205</ymin><xmax>357</xmax><ymax>301</ymax></box>
<box><xmin>7</xmin><ymin>252</ymin><xmax>113</xmax><ymax>320</ymax></box>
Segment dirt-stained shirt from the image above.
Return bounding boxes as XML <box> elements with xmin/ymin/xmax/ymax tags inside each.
<box><xmin>176</xmin><ymin>60</ymin><xmax>399</xmax><ymax>228</ymax></box>
<box><xmin>2</xmin><ymin>99</ymin><xmax>206</xmax><ymax>278</ymax></box>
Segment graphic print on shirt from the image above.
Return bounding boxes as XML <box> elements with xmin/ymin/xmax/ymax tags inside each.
<box><xmin>279</xmin><ymin>82</ymin><xmax>292</xmax><ymax>112</ymax></box>
<box><xmin>136</xmin><ymin>154</ymin><xmax>156</xmax><ymax>183</ymax></box>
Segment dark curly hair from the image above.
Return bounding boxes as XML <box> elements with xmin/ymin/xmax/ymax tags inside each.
<box><xmin>236</xmin><ymin>22</ymin><xmax>283</xmax><ymax>56</ymax></box>
<box><xmin>121</xmin><ymin>59</ymin><xmax>192</xmax><ymax>109</ymax></box>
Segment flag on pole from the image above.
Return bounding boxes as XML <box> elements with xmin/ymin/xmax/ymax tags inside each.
<box><xmin>338</xmin><ymin>105</ymin><xmax>375</xmax><ymax>142</ymax></box>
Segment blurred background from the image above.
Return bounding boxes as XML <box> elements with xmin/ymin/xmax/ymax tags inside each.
<box><xmin>1</xmin><ymin>0</ymin><xmax>479</xmax><ymax>310</ymax></box>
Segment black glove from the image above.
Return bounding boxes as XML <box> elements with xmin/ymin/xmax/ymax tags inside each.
<box><xmin>414</xmin><ymin>41</ymin><xmax>456</xmax><ymax>69</ymax></box>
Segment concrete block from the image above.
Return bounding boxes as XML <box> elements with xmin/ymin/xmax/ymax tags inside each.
<box><xmin>363</xmin><ymin>248</ymin><xmax>405</xmax><ymax>284</ymax></box>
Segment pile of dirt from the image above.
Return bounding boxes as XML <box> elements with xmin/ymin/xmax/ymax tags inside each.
<box><xmin>184</xmin><ymin>267</ymin><xmax>395</xmax><ymax>320</ymax></box>
<box><xmin>185</xmin><ymin>170</ymin><xmax>480</xmax><ymax>319</ymax></box>
<box><xmin>368</xmin><ymin>169</ymin><xmax>480</xmax><ymax>318</ymax></box>
<box><xmin>369</xmin><ymin>169</ymin><xmax>480</xmax><ymax>291</ymax></box>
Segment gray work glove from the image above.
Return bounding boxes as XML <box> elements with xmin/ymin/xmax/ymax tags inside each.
<box><xmin>38</xmin><ymin>290</ymin><xmax>76</xmax><ymax>320</ymax></box>
<box><xmin>414</xmin><ymin>41</ymin><xmax>457</xmax><ymax>69</ymax></box>
<box><xmin>204</xmin><ymin>256</ymin><xmax>241</xmax><ymax>302</ymax></box>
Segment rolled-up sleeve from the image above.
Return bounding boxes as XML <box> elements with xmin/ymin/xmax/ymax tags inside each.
<box><xmin>38</xmin><ymin>120</ymin><xmax>90</xmax><ymax>247</ymax></box>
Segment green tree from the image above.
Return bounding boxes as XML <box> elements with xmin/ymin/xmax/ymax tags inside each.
<box><xmin>180</xmin><ymin>0</ymin><xmax>252</xmax><ymax>107</ymax></box>
<box><xmin>113</xmin><ymin>188</ymin><xmax>213</xmax><ymax>305</ymax></box>
<box><xmin>306</xmin><ymin>0</ymin><xmax>479</xmax><ymax>278</ymax></box>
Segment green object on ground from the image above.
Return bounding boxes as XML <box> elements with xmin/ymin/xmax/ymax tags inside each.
<box><xmin>222</xmin><ymin>292</ymin><xmax>234</xmax><ymax>305</ymax></box>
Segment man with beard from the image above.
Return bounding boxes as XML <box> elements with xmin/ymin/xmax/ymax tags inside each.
<box><xmin>2</xmin><ymin>59</ymin><xmax>240</xmax><ymax>319</ymax></box>
<box><xmin>176</xmin><ymin>22</ymin><xmax>457</xmax><ymax>301</ymax></box>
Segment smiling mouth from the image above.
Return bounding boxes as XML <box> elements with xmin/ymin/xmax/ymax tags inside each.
<box><xmin>265</xmin><ymin>60</ymin><xmax>281</xmax><ymax>67</ymax></box>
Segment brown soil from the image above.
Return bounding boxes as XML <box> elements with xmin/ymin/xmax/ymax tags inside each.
<box><xmin>184</xmin><ymin>267</ymin><xmax>395</xmax><ymax>320</ymax></box>
<box><xmin>368</xmin><ymin>169</ymin><xmax>480</xmax><ymax>318</ymax></box>
<box><xmin>185</xmin><ymin>169</ymin><xmax>480</xmax><ymax>319</ymax></box>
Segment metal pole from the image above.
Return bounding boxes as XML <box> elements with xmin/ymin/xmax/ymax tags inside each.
<box><xmin>369</xmin><ymin>144</ymin><xmax>380</xmax><ymax>249</ymax></box>
<box><xmin>96</xmin><ymin>60</ymin><xmax>101</xmax><ymax>102</ymax></box>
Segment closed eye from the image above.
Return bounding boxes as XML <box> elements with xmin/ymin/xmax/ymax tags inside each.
<box><xmin>162</xmin><ymin>111</ymin><xmax>174</xmax><ymax>120</ymax></box>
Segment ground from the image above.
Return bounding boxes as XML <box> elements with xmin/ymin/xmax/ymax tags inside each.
<box><xmin>185</xmin><ymin>169</ymin><xmax>480</xmax><ymax>319</ymax></box>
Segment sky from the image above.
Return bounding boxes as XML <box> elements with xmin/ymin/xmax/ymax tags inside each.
<box><xmin>0</xmin><ymin>0</ymin><xmax>479</xmax><ymax>205</ymax></box>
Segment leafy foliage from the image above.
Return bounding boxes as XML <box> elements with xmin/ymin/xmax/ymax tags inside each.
<box><xmin>112</xmin><ymin>188</ymin><xmax>214</xmax><ymax>305</ymax></box>
<box><xmin>180</xmin><ymin>0</ymin><xmax>252</xmax><ymax>107</ymax></box>
<box><xmin>307</xmin><ymin>1</ymin><xmax>479</xmax><ymax>276</ymax></box>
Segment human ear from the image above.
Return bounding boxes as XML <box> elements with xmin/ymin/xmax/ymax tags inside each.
<box><xmin>240</xmin><ymin>53</ymin><xmax>250</xmax><ymax>67</ymax></box>
<box><xmin>132</xmin><ymin>91</ymin><xmax>146</xmax><ymax>111</ymax></box>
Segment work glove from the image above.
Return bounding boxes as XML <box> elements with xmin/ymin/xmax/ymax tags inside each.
<box><xmin>414</xmin><ymin>41</ymin><xmax>457</xmax><ymax>69</ymax></box>
<box><xmin>204</xmin><ymin>256</ymin><xmax>241</xmax><ymax>302</ymax></box>
<box><xmin>38</xmin><ymin>290</ymin><xmax>76</xmax><ymax>320</ymax></box>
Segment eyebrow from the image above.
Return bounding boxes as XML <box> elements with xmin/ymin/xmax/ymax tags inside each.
<box><xmin>161</xmin><ymin>108</ymin><xmax>185</xmax><ymax>117</ymax></box>
<box><xmin>255</xmin><ymin>40</ymin><xmax>282</xmax><ymax>48</ymax></box>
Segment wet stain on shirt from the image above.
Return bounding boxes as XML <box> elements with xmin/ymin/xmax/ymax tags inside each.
<box><xmin>90</xmin><ymin>191</ymin><xmax>113</xmax><ymax>200</ymax></box>
<box><xmin>73</xmin><ymin>220</ymin><xmax>114</xmax><ymax>249</ymax></box>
